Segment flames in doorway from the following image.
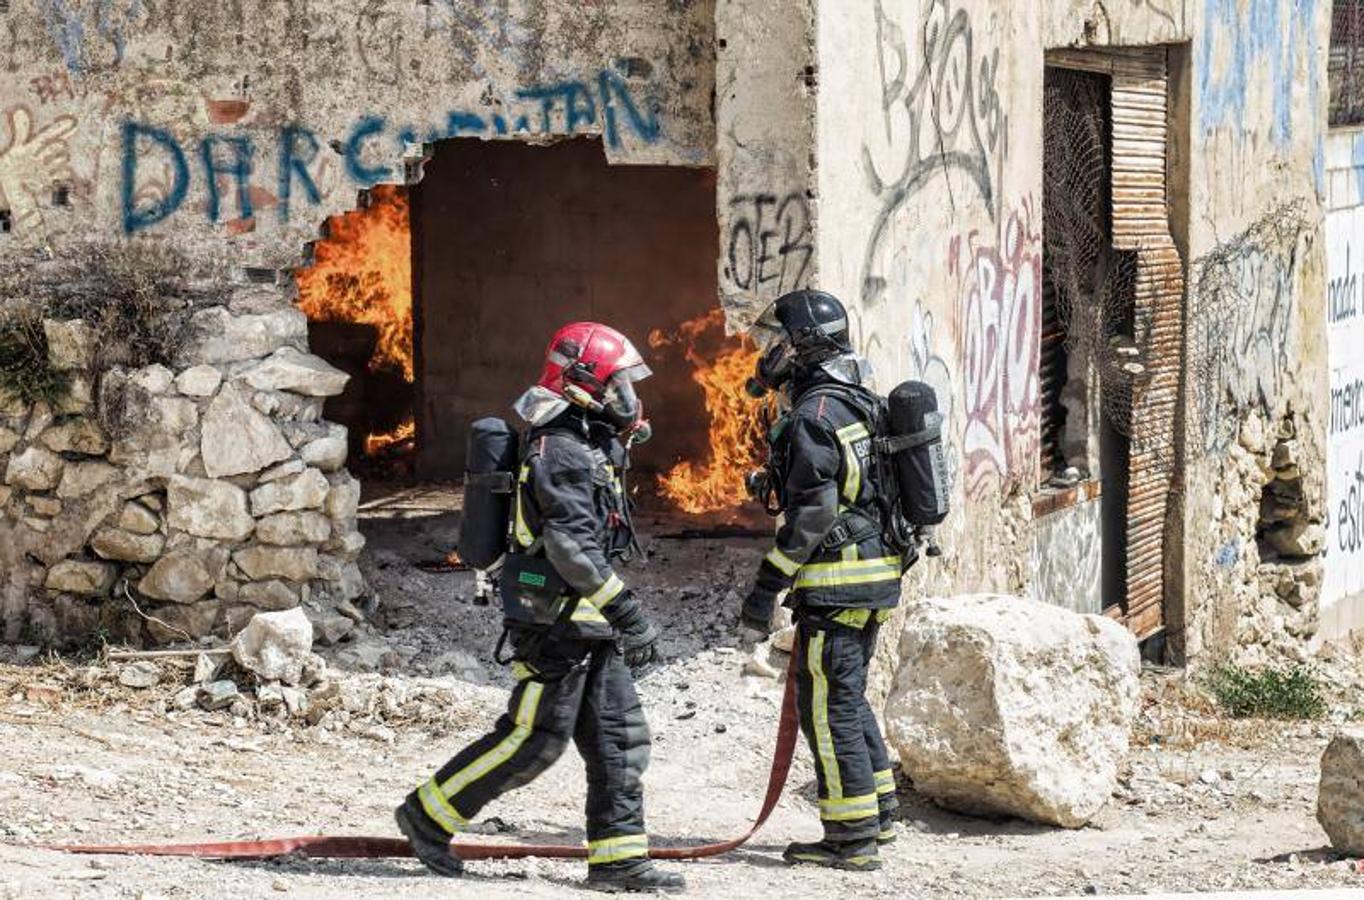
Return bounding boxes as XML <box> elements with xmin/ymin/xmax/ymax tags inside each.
<box><xmin>295</xmin><ymin>185</ymin><xmax>415</xmax><ymax>464</ymax></box>
<box><xmin>650</xmin><ymin>309</ymin><xmax>766</xmax><ymax>515</ymax></box>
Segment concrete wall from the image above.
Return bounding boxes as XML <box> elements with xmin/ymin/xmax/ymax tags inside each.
<box><xmin>1323</xmin><ymin>125</ymin><xmax>1364</xmax><ymax>642</ymax></box>
<box><xmin>808</xmin><ymin>0</ymin><xmax>1330</xmax><ymax>666</ymax></box>
<box><xmin>412</xmin><ymin>138</ymin><xmax>717</xmax><ymax>478</ymax></box>
<box><xmin>0</xmin><ymin>0</ymin><xmax>716</xmax><ymax>269</ymax></box>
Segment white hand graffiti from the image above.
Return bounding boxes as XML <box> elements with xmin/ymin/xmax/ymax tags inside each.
<box><xmin>0</xmin><ymin>106</ymin><xmax>79</xmax><ymax>238</ymax></box>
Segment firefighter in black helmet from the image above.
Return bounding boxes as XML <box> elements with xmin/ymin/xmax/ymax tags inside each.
<box><xmin>740</xmin><ymin>289</ymin><xmax>903</xmax><ymax>872</ymax></box>
<box><xmin>396</xmin><ymin>323</ymin><xmax>684</xmax><ymax>894</ymax></box>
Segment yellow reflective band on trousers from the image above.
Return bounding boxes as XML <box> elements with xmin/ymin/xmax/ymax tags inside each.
<box><xmin>794</xmin><ymin>556</ymin><xmax>902</xmax><ymax>589</ymax></box>
<box><xmin>765</xmin><ymin>546</ymin><xmax>802</xmax><ymax>577</ymax></box>
<box><xmin>437</xmin><ymin>680</ymin><xmax>545</xmax><ymax>801</ymax></box>
<box><xmin>819</xmin><ymin>793</ymin><xmax>880</xmax><ymax>822</ymax></box>
<box><xmin>832</xmin><ymin>608</ymin><xmax>872</xmax><ymax>629</ymax></box>
<box><xmin>584</xmin><ymin>573</ymin><xmax>625</xmax><ymax>607</ymax></box>
<box><xmin>874</xmin><ymin>768</ymin><xmax>896</xmax><ymax>796</ymax></box>
<box><xmin>836</xmin><ymin>422</ymin><xmax>869</xmax><ymax>503</ymax></box>
<box><xmin>586</xmin><ymin>833</ymin><xmax>650</xmax><ymax>865</ymax></box>
<box><xmin>514</xmin><ymin>464</ymin><xmax>534</xmax><ymax>548</ymax></box>
<box><xmin>418</xmin><ymin>776</ymin><xmax>467</xmax><ymax>835</ymax></box>
<box><xmin>807</xmin><ymin>630</ymin><xmax>843</xmax><ymax>801</ymax></box>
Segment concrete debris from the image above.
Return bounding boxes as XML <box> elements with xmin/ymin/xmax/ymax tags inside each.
<box><xmin>117</xmin><ymin>661</ymin><xmax>160</xmax><ymax>689</ymax></box>
<box><xmin>886</xmin><ymin>594</ymin><xmax>1141</xmax><ymax>828</ymax></box>
<box><xmin>197</xmin><ymin>680</ymin><xmax>240</xmax><ymax>711</ymax></box>
<box><xmin>193</xmin><ymin>652</ymin><xmax>223</xmax><ymax>685</ymax></box>
<box><xmin>1318</xmin><ymin>728</ymin><xmax>1364</xmax><ymax>856</ymax></box>
<box><xmin>230</xmin><ymin>608</ymin><xmax>314</xmax><ymax>685</ymax></box>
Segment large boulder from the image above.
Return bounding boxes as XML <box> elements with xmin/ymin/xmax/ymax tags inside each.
<box><xmin>1318</xmin><ymin>729</ymin><xmax>1364</xmax><ymax>856</ymax></box>
<box><xmin>200</xmin><ymin>383</ymin><xmax>293</xmax><ymax>478</ymax></box>
<box><xmin>241</xmin><ymin>348</ymin><xmax>350</xmax><ymax>397</ymax></box>
<box><xmin>230</xmin><ymin>608</ymin><xmax>314</xmax><ymax>685</ymax></box>
<box><xmin>886</xmin><ymin>594</ymin><xmax>1140</xmax><ymax>828</ymax></box>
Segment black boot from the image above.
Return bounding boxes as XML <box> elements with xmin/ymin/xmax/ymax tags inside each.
<box><xmin>585</xmin><ymin>861</ymin><xmax>687</xmax><ymax>894</ymax></box>
<box><xmin>783</xmin><ymin>838</ymin><xmax>881</xmax><ymax>872</ymax></box>
<box><xmin>395</xmin><ymin>805</ymin><xmax>464</xmax><ymax>877</ymax></box>
<box><xmin>877</xmin><ymin>822</ymin><xmax>897</xmax><ymax>845</ymax></box>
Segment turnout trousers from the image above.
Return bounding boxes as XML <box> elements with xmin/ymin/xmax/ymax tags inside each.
<box><xmin>794</xmin><ymin>610</ymin><xmax>900</xmax><ymax>843</ymax></box>
<box><xmin>403</xmin><ymin>641</ymin><xmax>653</xmax><ymax>868</ymax></box>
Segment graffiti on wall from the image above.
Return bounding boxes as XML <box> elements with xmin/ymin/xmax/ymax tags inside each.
<box><xmin>952</xmin><ymin>199</ymin><xmax>1042</xmax><ymax>500</ymax></box>
<box><xmin>860</xmin><ymin>0</ymin><xmax>1009</xmax><ymax>308</ymax></box>
<box><xmin>1326</xmin><ymin>203</ymin><xmax>1364</xmax><ymax>607</ymax></box>
<box><xmin>1191</xmin><ymin>203</ymin><xmax>1307</xmax><ymax>454</ymax></box>
<box><xmin>1199</xmin><ymin>0</ymin><xmax>1321</xmax><ymax>146</ymax></box>
<box><xmin>0</xmin><ymin>106</ymin><xmax>78</xmax><ymax>242</ymax></box>
<box><xmin>117</xmin><ymin>69</ymin><xmax>661</xmax><ymax>233</ymax></box>
<box><xmin>723</xmin><ymin>192</ymin><xmax>814</xmax><ymax>298</ymax></box>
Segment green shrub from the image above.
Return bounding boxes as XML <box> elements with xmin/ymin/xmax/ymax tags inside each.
<box><xmin>1204</xmin><ymin>662</ymin><xmax>1327</xmax><ymax>720</ymax></box>
<box><xmin>0</xmin><ymin>313</ymin><xmax>68</xmax><ymax>405</ymax></box>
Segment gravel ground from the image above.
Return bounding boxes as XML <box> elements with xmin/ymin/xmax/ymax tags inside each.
<box><xmin>1</xmin><ymin>488</ymin><xmax>1363</xmax><ymax>899</ymax></box>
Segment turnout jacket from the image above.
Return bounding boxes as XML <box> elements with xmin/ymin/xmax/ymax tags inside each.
<box><xmin>756</xmin><ymin>380</ymin><xmax>903</xmax><ymax>611</ymax></box>
<box><xmin>510</xmin><ymin>412</ymin><xmax>639</xmax><ymax>640</ymax></box>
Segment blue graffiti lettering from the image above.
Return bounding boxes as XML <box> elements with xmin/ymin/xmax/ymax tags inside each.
<box><xmin>121</xmin><ymin>121</ymin><xmax>190</xmax><ymax>234</ymax></box>
<box><xmin>200</xmin><ymin>135</ymin><xmax>255</xmax><ymax>223</ymax></box>
<box><xmin>443</xmin><ymin>111</ymin><xmax>487</xmax><ymax>137</ymax></box>
<box><xmin>344</xmin><ymin>115</ymin><xmax>393</xmax><ymax>187</ymax></box>
<box><xmin>278</xmin><ymin>126</ymin><xmax>323</xmax><ymax>221</ymax></box>
<box><xmin>598</xmin><ymin>70</ymin><xmax>660</xmax><ymax>149</ymax></box>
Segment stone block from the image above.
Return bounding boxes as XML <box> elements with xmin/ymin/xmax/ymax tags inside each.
<box><xmin>886</xmin><ymin>595</ymin><xmax>1140</xmax><ymax>828</ymax></box>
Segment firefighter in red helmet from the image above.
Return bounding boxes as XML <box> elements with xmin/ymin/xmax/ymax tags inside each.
<box><xmin>397</xmin><ymin>323</ymin><xmax>685</xmax><ymax>894</ymax></box>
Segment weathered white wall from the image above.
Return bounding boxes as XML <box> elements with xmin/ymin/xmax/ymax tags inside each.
<box><xmin>1322</xmin><ymin>126</ymin><xmax>1364</xmax><ymax>642</ymax></box>
<box><xmin>0</xmin><ymin>0</ymin><xmax>716</xmax><ymax>269</ymax></box>
<box><xmin>811</xmin><ymin>0</ymin><xmax>1330</xmax><ymax>665</ymax></box>
<box><xmin>715</xmin><ymin>0</ymin><xmax>816</xmax><ymax>332</ymax></box>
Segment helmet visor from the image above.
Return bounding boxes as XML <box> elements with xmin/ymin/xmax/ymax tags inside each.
<box><xmin>604</xmin><ymin>371</ymin><xmax>644</xmax><ymax>425</ymax></box>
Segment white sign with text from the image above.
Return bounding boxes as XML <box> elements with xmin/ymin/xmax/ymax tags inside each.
<box><xmin>1326</xmin><ymin>203</ymin><xmax>1364</xmax><ymax>609</ymax></box>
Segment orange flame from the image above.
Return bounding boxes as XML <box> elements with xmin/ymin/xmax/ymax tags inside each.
<box><xmin>652</xmin><ymin>309</ymin><xmax>766</xmax><ymax>514</ymax></box>
<box><xmin>363</xmin><ymin>416</ymin><xmax>415</xmax><ymax>458</ymax></box>
<box><xmin>296</xmin><ymin>185</ymin><xmax>413</xmax><ymax>381</ymax></box>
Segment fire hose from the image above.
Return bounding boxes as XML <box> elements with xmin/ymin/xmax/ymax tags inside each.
<box><xmin>46</xmin><ymin>648</ymin><xmax>801</xmax><ymax>863</ymax></box>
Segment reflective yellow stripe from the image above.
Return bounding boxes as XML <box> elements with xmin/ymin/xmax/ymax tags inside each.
<box><xmin>874</xmin><ymin>769</ymin><xmax>896</xmax><ymax>795</ymax></box>
<box><xmin>819</xmin><ymin>793</ymin><xmax>880</xmax><ymax>822</ymax></box>
<box><xmin>584</xmin><ymin>573</ymin><xmax>625</xmax><ymax>607</ymax></box>
<box><xmin>876</xmin><ymin>609</ymin><xmax>894</xmax><ymax>624</ymax></box>
<box><xmin>808</xmin><ymin>631</ymin><xmax>842</xmax><ymax>800</ymax></box>
<box><xmin>514</xmin><ymin>464</ymin><xmax>534</xmax><ymax>548</ymax></box>
<box><xmin>831</xmin><ymin>608</ymin><xmax>872</xmax><ymax>629</ymax></box>
<box><xmin>836</xmin><ymin>423</ymin><xmax>869</xmax><ymax>503</ymax></box>
<box><xmin>794</xmin><ymin>556</ymin><xmax>902</xmax><ymax>589</ymax></box>
<box><xmin>418</xmin><ymin>777</ymin><xmax>467</xmax><ymax>834</ymax></box>
<box><xmin>510</xmin><ymin>661</ymin><xmax>536</xmax><ymax>682</ymax></box>
<box><xmin>570</xmin><ymin>598</ymin><xmax>609</xmax><ymax>624</ymax></box>
<box><xmin>439</xmin><ymin>680</ymin><xmax>544</xmax><ymax>799</ymax></box>
<box><xmin>586</xmin><ymin>833</ymin><xmax>649</xmax><ymax>865</ymax></box>
<box><xmin>765</xmin><ymin>546</ymin><xmax>802</xmax><ymax>577</ymax></box>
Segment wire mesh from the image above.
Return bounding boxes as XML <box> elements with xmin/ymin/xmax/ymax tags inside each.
<box><xmin>1332</xmin><ymin>0</ymin><xmax>1364</xmax><ymax>128</ymax></box>
<box><xmin>1041</xmin><ymin>67</ymin><xmax>1151</xmax><ymax>472</ymax></box>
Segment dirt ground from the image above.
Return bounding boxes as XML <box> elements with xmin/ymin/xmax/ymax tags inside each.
<box><xmin>2</xmin><ymin>487</ymin><xmax>1364</xmax><ymax>899</ymax></box>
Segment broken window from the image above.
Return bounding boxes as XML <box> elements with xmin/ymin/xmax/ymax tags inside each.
<box><xmin>1332</xmin><ymin>0</ymin><xmax>1364</xmax><ymax>127</ymax></box>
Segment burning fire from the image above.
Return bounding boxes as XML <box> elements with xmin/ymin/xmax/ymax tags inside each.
<box><xmin>650</xmin><ymin>309</ymin><xmax>765</xmax><ymax>514</ymax></box>
<box><xmin>296</xmin><ymin>184</ymin><xmax>414</xmax><ymax>457</ymax></box>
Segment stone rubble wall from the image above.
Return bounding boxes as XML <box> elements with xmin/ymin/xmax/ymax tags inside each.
<box><xmin>0</xmin><ymin>284</ymin><xmax>367</xmax><ymax>648</ymax></box>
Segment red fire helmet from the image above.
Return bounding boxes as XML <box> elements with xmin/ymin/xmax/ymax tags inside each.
<box><xmin>536</xmin><ymin>322</ymin><xmax>652</xmax><ymax>401</ymax></box>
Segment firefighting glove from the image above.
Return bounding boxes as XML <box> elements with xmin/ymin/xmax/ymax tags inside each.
<box><xmin>603</xmin><ymin>590</ymin><xmax>660</xmax><ymax>668</ymax></box>
<box><xmin>741</xmin><ymin>555</ymin><xmax>795</xmax><ymax>635</ymax></box>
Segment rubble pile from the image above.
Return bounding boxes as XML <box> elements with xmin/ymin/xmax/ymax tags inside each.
<box><xmin>885</xmin><ymin>594</ymin><xmax>1141</xmax><ymax>828</ymax></box>
<box><xmin>0</xmin><ymin>286</ymin><xmax>368</xmax><ymax>647</ymax></box>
